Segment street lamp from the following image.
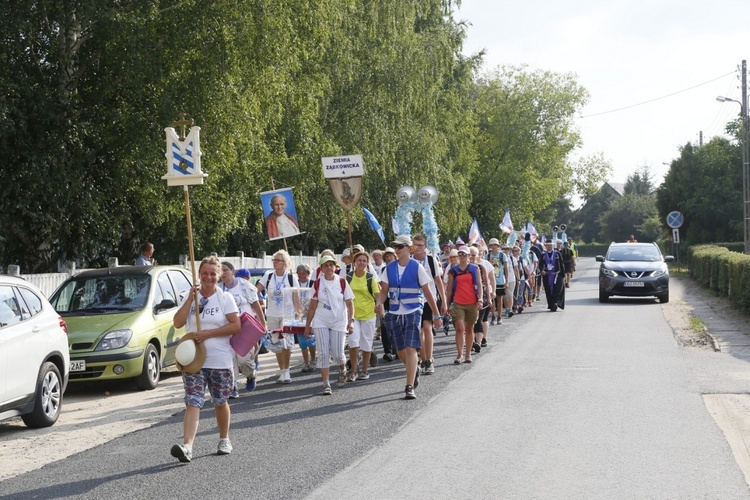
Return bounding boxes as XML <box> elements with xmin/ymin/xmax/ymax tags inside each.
<box><xmin>716</xmin><ymin>60</ymin><xmax>750</xmax><ymax>254</ymax></box>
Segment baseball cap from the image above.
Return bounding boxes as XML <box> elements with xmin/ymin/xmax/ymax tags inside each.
<box><xmin>457</xmin><ymin>245</ymin><xmax>470</xmax><ymax>254</ymax></box>
<box><xmin>392</xmin><ymin>235</ymin><xmax>413</xmax><ymax>247</ymax></box>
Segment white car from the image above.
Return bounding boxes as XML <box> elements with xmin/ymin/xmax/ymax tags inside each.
<box><xmin>0</xmin><ymin>276</ymin><xmax>70</xmax><ymax>427</ymax></box>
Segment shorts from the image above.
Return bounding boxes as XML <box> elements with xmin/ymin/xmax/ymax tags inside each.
<box><xmin>422</xmin><ymin>302</ymin><xmax>434</xmax><ymax>322</ymax></box>
<box><xmin>495</xmin><ymin>285</ymin><xmax>505</xmax><ymax>296</ymax></box>
<box><xmin>383</xmin><ymin>310</ymin><xmax>422</xmax><ymax>352</ymax></box>
<box><xmin>183</xmin><ymin>368</ymin><xmax>234</xmax><ymax>408</ymax></box>
<box><xmin>296</xmin><ymin>333</ymin><xmax>316</xmax><ymax>350</ymax></box>
<box><xmin>267</xmin><ymin>316</ymin><xmax>294</xmax><ymax>349</ymax></box>
<box><xmin>450</xmin><ymin>303</ymin><xmax>479</xmax><ymax>326</ymax></box>
<box><xmin>505</xmin><ymin>282</ymin><xmax>516</xmax><ymax>300</ymax></box>
<box><xmin>350</xmin><ymin>317</ymin><xmax>377</xmax><ymax>351</ymax></box>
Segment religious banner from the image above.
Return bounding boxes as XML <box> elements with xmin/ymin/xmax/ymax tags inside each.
<box><xmin>261</xmin><ymin>188</ymin><xmax>301</xmax><ymax>240</ymax></box>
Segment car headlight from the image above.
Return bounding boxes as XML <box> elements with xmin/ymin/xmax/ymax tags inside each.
<box><xmin>601</xmin><ymin>268</ymin><xmax>616</xmax><ymax>277</ymax></box>
<box><xmin>652</xmin><ymin>269</ymin><xmax>667</xmax><ymax>278</ymax></box>
<box><xmin>95</xmin><ymin>329</ymin><xmax>133</xmax><ymax>351</ymax></box>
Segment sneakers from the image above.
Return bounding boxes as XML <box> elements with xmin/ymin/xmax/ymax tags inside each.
<box><xmin>369</xmin><ymin>354</ymin><xmax>378</xmax><ymax>367</ymax></box>
<box><xmin>276</xmin><ymin>371</ymin><xmax>285</xmax><ymax>384</ymax></box>
<box><xmin>229</xmin><ymin>386</ymin><xmax>240</xmax><ymax>399</ymax></box>
<box><xmin>336</xmin><ymin>369</ymin><xmax>347</xmax><ymax>388</ymax></box>
<box><xmin>347</xmin><ymin>371</ymin><xmax>358</xmax><ymax>383</ymax></box>
<box><xmin>404</xmin><ymin>384</ymin><xmax>416</xmax><ymax>400</ymax></box>
<box><xmin>217</xmin><ymin>438</ymin><xmax>233</xmax><ymax>455</ymax></box>
<box><xmin>171</xmin><ymin>444</ymin><xmax>192</xmax><ymax>463</ymax></box>
<box><xmin>490</xmin><ymin>317</ymin><xmax>496</xmax><ymax>326</ymax></box>
<box><xmin>481</xmin><ymin>339</ymin><xmax>487</xmax><ymax>348</ymax></box>
<box><xmin>246</xmin><ymin>377</ymin><xmax>256</xmax><ymax>392</ymax></box>
<box><xmin>383</xmin><ymin>353</ymin><xmax>396</xmax><ymax>362</ymax></box>
<box><xmin>414</xmin><ymin>364</ymin><xmax>420</xmax><ymax>389</ymax></box>
<box><xmin>283</xmin><ymin>370</ymin><xmax>292</xmax><ymax>384</ymax></box>
<box><xmin>322</xmin><ymin>383</ymin><xmax>333</xmax><ymax>396</ymax></box>
<box><xmin>359</xmin><ymin>372</ymin><xmax>370</xmax><ymax>380</ymax></box>
<box><xmin>472</xmin><ymin>342</ymin><xmax>481</xmax><ymax>353</ymax></box>
<box><xmin>301</xmin><ymin>362</ymin><xmax>315</xmax><ymax>372</ymax></box>
<box><xmin>423</xmin><ymin>358</ymin><xmax>435</xmax><ymax>375</ymax></box>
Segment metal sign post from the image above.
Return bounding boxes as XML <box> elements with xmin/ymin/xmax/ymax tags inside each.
<box><xmin>666</xmin><ymin>211</ymin><xmax>684</xmax><ymax>272</ymax></box>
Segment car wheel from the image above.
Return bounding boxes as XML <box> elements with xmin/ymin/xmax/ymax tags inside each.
<box><xmin>598</xmin><ymin>289</ymin><xmax>609</xmax><ymax>303</ymax></box>
<box><xmin>21</xmin><ymin>362</ymin><xmax>63</xmax><ymax>428</ymax></box>
<box><xmin>135</xmin><ymin>343</ymin><xmax>160</xmax><ymax>390</ymax></box>
<box><xmin>659</xmin><ymin>291</ymin><xmax>669</xmax><ymax>304</ymax></box>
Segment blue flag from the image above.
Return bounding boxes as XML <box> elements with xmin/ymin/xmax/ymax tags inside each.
<box><xmin>362</xmin><ymin>207</ymin><xmax>385</xmax><ymax>243</ymax></box>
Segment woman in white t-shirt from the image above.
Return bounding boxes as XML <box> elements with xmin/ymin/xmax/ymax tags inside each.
<box><xmin>255</xmin><ymin>249</ymin><xmax>300</xmax><ymax>384</ymax></box>
<box><xmin>171</xmin><ymin>256</ymin><xmax>240</xmax><ymax>463</ymax></box>
<box><xmin>304</xmin><ymin>255</ymin><xmax>354</xmax><ymax>395</ymax></box>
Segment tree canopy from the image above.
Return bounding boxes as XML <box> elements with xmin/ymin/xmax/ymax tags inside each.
<box><xmin>1</xmin><ymin>1</ymin><xmax>598</xmax><ymax>271</ymax></box>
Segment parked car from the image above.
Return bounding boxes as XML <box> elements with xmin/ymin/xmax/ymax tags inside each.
<box><xmin>0</xmin><ymin>276</ymin><xmax>69</xmax><ymax>428</ymax></box>
<box><xmin>48</xmin><ymin>266</ymin><xmax>192</xmax><ymax>390</ymax></box>
<box><xmin>596</xmin><ymin>242</ymin><xmax>674</xmax><ymax>303</ymax></box>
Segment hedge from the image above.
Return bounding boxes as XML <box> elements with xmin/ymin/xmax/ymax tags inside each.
<box><xmin>688</xmin><ymin>244</ymin><xmax>750</xmax><ymax>314</ymax></box>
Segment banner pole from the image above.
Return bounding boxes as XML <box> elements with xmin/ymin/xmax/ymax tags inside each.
<box><xmin>347</xmin><ymin>209</ymin><xmax>353</xmax><ymax>252</ymax></box>
<box><xmin>184</xmin><ymin>185</ymin><xmax>202</xmax><ymax>333</ymax></box>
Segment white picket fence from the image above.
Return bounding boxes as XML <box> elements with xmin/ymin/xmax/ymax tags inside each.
<box><xmin>13</xmin><ymin>253</ymin><xmax>322</xmax><ymax>298</ymax></box>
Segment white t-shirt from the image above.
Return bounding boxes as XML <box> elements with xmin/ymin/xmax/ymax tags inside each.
<box><xmin>507</xmin><ymin>254</ymin><xmax>518</xmax><ymax>283</ymax></box>
<box><xmin>262</xmin><ymin>271</ymin><xmax>300</xmax><ymax>318</ymax></box>
<box><xmin>380</xmin><ymin>261</ymin><xmax>432</xmax><ymax>315</ymax></box>
<box><xmin>221</xmin><ymin>279</ymin><xmax>258</xmax><ymax>316</ymax></box>
<box><xmin>310</xmin><ymin>276</ymin><xmax>354</xmax><ymax>331</ymax></box>
<box><xmin>180</xmin><ymin>289</ymin><xmax>238</xmax><ymax>370</ymax></box>
<box><xmin>480</xmin><ymin>259</ymin><xmax>494</xmax><ymax>292</ymax></box>
<box><xmin>413</xmin><ymin>254</ymin><xmax>442</xmax><ymax>300</ymax></box>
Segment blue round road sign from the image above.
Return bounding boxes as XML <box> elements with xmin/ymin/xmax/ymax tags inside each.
<box><xmin>666</xmin><ymin>211</ymin><xmax>683</xmax><ymax>228</ymax></box>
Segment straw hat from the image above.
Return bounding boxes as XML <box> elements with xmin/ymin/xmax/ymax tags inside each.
<box><xmin>174</xmin><ymin>333</ymin><xmax>207</xmax><ymax>374</ymax></box>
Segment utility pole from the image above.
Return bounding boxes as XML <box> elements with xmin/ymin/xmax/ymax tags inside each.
<box><xmin>742</xmin><ymin>60</ymin><xmax>749</xmax><ymax>254</ymax></box>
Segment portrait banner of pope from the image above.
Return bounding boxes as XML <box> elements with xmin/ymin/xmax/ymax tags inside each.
<box><xmin>261</xmin><ymin>188</ymin><xmax>301</xmax><ymax>240</ymax></box>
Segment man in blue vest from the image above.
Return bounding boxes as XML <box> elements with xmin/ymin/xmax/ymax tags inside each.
<box><xmin>376</xmin><ymin>235</ymin><xmax>442</xmax><ymax>400</ymax></box>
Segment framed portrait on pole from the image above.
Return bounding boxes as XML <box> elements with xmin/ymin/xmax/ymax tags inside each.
<box><xmin>261</xmin><ymin>187</ymin><xmax>301</xmax><ymax>240</ymax></box>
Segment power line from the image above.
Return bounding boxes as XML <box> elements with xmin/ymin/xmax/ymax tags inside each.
<box><xmin>581</xmin><ymin>71</ymin><xmax>737</xmax><ymax>118</ymax></box>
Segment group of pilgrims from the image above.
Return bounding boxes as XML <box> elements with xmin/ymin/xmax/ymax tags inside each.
<box><xmin>169</xmin><ymin>229</ymin><xmax>577</xmax><ymax>463</ymax></box>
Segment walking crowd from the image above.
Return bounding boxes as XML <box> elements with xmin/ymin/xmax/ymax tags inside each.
<box><xmin>170</xmin><ymin>232</ymin><xmax>576</xmax><ymax>463</ymax></box>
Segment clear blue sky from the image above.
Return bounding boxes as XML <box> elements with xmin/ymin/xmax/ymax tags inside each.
<box><xmin>456</xmin><ymin>0</ymin><xmax>750</xmax><ymax>187</ymax></box>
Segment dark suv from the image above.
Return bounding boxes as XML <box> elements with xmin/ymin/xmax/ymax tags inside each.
<box><xmin>596</xmin><ymin>242</ymin><xmax>674</xmax><ymax>303</ymax></box>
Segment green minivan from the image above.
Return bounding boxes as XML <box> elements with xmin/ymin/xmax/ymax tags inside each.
<box><xmin>49</xmin><ymin>266</ymin><xmax>193</xmax><ymax>389</ymax></box>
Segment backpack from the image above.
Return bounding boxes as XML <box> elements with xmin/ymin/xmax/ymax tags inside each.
<box><xmin>313</xmin><ymin>276</ymin><xmax>347</xmax><ymax>296</ymax></box>
<box><xmin>346</xmin><ymin>271</ymin><xmax>374</xmax><ymax>298</ymax></box>
<box><xmin>449</xmin><ymin>264</ymin><xmax>480</xmax><ymax>301</ymax></box>
<box><xmin>264</xmin><ymin>271</ymin><xmax>294</xmax><ymax>290</ymax></box>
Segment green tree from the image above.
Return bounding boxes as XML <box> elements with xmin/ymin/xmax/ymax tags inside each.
<box><xmin>599</xmin><ymin>194</ymin><xmax>657</xmax><ymax>243</ymax></box>
<box><xmin>469</xmin><ymin>65</ymin><xmax>596</xmax><ymax>236</ymax></box>
<box><xmin>656</xmin><ymin>137</ymin><xmax>742</xmax><ymax>245</ymax></box>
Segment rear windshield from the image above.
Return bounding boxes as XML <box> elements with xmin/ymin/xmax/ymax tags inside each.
<box><xmin>50</xmin><ymin>275</ymin><xmax>151</xmax><ymax>313</ymax></box>
<box><xmin>606</xmin><ymin>246</ymin><xmax>662</xmax><ymax>262</ymax></box>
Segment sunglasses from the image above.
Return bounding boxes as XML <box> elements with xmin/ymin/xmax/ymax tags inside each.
<box><xmin>394</xmin><ymin>244</ymin><xmax>407</xmax><ymax>250</ymax></box>
<box><xmin>458</xmin><ymin>252</ymin><xmax>468</xmax><ymax>256</ymax></box>
<box><xmin>198</xmin><ymin>296</ymin><xmax>208</xmax><ymax>315</ymax></box>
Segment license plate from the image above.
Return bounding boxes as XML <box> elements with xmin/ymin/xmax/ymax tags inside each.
<box><xmin>70</xmin><ymin>360</ymin><xmax>86</xmax><ymax>372</ymax></box>
<box><xmin>624</xmin><ymin>281</ymin><xmax>644</xmax><ymax>287</ymax></box>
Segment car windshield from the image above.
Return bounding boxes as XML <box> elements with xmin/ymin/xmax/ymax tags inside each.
<box><xmin>50</xmin><ymin>275</ymin><xmax>151</xmax><ymax>313</ymax></box>
<box><xmin>607</xmin><ymin>246</ymin><xmax>662</xmax><ymax>262</ymax></box>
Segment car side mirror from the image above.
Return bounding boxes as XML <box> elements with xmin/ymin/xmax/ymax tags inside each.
<box><xmin>154</xmin><ymin>298</ymin><xmax>177</xmax><ymax>313</ymax></box>
<box><xmin>664</xmin><ymin>255</ymin><xmax>675</xmax><ymax>262</ymax></box>
<box><xmin>595</xmin><ymin>255</ymin><xmax>604</xmax><ymax>262</ymax></box>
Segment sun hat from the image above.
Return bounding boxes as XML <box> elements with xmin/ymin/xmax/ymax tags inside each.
<box><xmin>383</xmin><ymin>247</ymin><xmax>396</xmax><ymax>256</ymax></box>
<box><xmin>319</xmin><ymin>254</ymin><xmax>337</xmax><ymax>266</ymax></box>
<box><xmin>342</xmin><ymin>248</ymin><xmax>351</xmax><ymax>257</ymax></box>
<box><xmin>488</xmin><ymin>238</ymin><xmax>500</xmax><ymax>246</ymax></box>
<box><xmin>457</xmin><ymin>245</ymin><xmax>470</xmax><ymax>254</ymax></box>
<box><xmin>449</xmin><ymin>249</ymin><xmax>459</xmax><ymax>257</ymax></box>
<box><xmin>174</xmin><ymin>333</ymin><xmax>207</xmax><ymax>374</ymax></box>
<box><xmin>392</xmin><ymin>235</ymin><xmax>413</xmax><ymax>247</ymax></box>
<box><xmin>352</xmin><ymin>244</ymin><xmax>365</xmax><ymax>253</ymax></box>
<box><xmin>371</xmin><ymin>249</ymin><xmax>383</xmax><ymax>256</ymax></box>
<box><xmin>235</xmin><ymin>268</ymin><xmax>250</xmax><ymax>279</ymax></box>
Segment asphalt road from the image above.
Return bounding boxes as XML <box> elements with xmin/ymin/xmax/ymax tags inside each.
<box><xmin>2</xmin><ymin>258</ymin><xmax>750</xmax><ymax>499</ymax></box>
